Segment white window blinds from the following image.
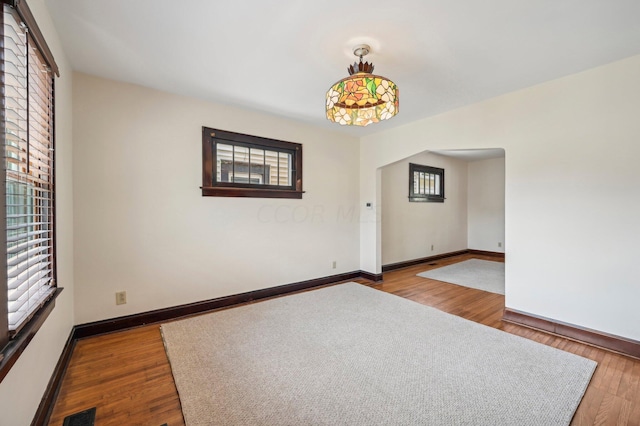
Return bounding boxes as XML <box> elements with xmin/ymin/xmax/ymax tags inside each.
<box><xmin>4</xmin><ymin>5</ymin><xmax>56</xmax><ymax>333</ymax></box>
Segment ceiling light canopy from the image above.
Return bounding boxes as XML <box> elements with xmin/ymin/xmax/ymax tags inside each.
<box><xmin>326</xmin><ymin>44</ymin><xmax>399</xmax><ymax>127</ymax></box>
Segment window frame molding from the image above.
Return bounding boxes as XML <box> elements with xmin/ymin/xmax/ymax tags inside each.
<box><xmin>0</xmin><ymin>0</ymin><xmax>60</xmax><ymax>383</ymax></box>
<box><xmin>201</xmin><ymin>127</ymin><xmax>304</xmax><ymax>199</ymax></box>
<box><xmin>409</xmin><ymin>163</ymin><xmax>445</xmax><ymax>203</ymax></box>
<box><xmin>3</xmin><ymin>0</ymin><xmax>59</xmax><ymax>76</ymax></box>
<box><xmin>0</xmin><ymin>288</ymin><xmax>62</xmax><ymax>382</ymax></box>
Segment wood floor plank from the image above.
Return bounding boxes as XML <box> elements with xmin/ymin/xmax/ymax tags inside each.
<box><xmin>618</xmin><ymin>399</ymin><xmax>634</xmax><ymax>426</ymax></box>
<box><xmin>617</xmin><ymin>359</ymin><xmax>637</xmax><ymax>401</ymax></box>
<box><xmin>572</xmin><ymin>385</ymin><xmax>606</xmax><ymax>425</ymax></box>
<box><xmin>628</xmin><ymin>402</ymin><xmax>640</xmax><ymax>426</ymax></box>
<box><xmin>594</xmin><ymin>392</ymin><xmax>625</xmax><ymax>426</ymax></box>
<box><xmin>48</xmin><ymin>253</ymin><xmax>640</xmax><ymax>425</ymax></box>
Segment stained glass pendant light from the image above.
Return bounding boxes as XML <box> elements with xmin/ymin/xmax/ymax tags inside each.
<box><xmin>326</xmin><ymin>44</ymin><xmax>399</xmax><ymax>126</ymax></box>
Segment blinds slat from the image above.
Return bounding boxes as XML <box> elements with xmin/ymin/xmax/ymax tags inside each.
<box><xmin>6</xmin><ymin>222</ymin><xmax>49</xmax><ymax>231</ymax></box>
<box><xmin>6</xmin><ymin>229</ymin><xmax>51</xmax><ymax>243</ymax></box>
<box><xmin>7</xmin><ymin>213</ymin><xmax>49</xmax><ymax>219</ymax></box>
<box><xmin>8</xmin><ymin>264</ymin><xmax>51</xmax><ymax>292</ymax></box>
<box><xmin>8</xmin><ymin>286</ymin><xmax>54</xmax><ymax>328</ymax></box>
<box><xmin>8</xmin><ymin>277</ymin><xmax>52</xmax><ymax>312</ymax></box>
<box><xmin>8</xmin><ymin>275</ymin><xmax>52</xmax><ymax>315</ymax></box>
<box><xmin>6</xmin><ymin>237</ymin><xmax>51</xmax><ymax>255</ymax></box>
<box><xmin>7</xmin><ymin>244</ymin><xmax>50</xmax><ymax>267</ymax></box>
<box><xmin>7</xmin><ymin>253</ymin><xmax>51</xmax><ymax>277</ymax></box>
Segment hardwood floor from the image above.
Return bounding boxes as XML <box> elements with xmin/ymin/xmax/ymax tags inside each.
<box><xmin>47</xmin><ymin>326</ymin><xmax>184</xmax><ymax>426</ymax></box>
<box><xmin>48</xmin><ymin>254</ymin><xmax>640</xmax><ymax>425</ymax></box>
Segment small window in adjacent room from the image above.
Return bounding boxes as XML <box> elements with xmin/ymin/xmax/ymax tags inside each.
<box><xmin>409</xmin><ymin>163</ymin><xmax>445</xmax><ymax>202</ymax></box>
<box><xmin>201</xmin><ymin>128</ymin><xmax>303</xmax><ymax>199</ymax></box>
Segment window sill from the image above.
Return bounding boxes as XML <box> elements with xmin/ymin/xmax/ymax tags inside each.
<box><xmin>0</xmin><ymin>287</ymin><xmax>63</xmax><ymax>383</ymax></box>
<box><xmin>409</xmin><ymin>196</ymin><xmax>445</xmax><ymax>203</ymax></box>
<box><xmin>201</xmin><ymin>186</ymin><xmax>304</xmax><ymax>199</ymax></box>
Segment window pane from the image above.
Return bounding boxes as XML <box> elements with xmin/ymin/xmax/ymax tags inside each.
<box><xmin>216</xmin><ymin>143</ymin><xmax>233</xmax><ymax>183</ymax></box>
<box><xmin>429</xmin><ymin>174</ymin><xmax>435</xmax><ymax>195</ymax></box>
<box><xmin>419</xmin><ymin>172</ymin><xmax>425</xmax><ymax>195</ymax></box>
<box><xmin>249</xmin><ymin>148</ymin><xmax>265</xmax><ymax>185</ymax></box>
<box><xmin>278</xmin><ymin>152</ymin><xmax>291</xmax><ymax>186</ymax></box>
<box><xmin>264</xmin><ymin>150</ymin><xmax>279</xmax><ymax>185</ymax></box>
<box><xmin>216</xmin><ymin>144</ymin><xmax>293</xmax><ymax>187</ymax></box>
<box><xmin>232</xmin><ymin>146</ymin><xmax>249</xmax><ymax>183</ymax></box>
<box><xmin>434</xmin><ymin>174</ymin><xmax>441</xmax><ymax>195</ymax></box>
<box><xmin>413</xmin><ymin>171</ymin><xmax>419</xmax><ymax>194</ymax></box>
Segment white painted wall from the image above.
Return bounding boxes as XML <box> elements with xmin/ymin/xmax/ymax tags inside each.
<box><xmin>468</xmin><ymin>157</ymin><xmax>505</xmax><ymax>253</ymax></box>
<box><xmin>72</xmin><ymin>73</ymin><xmax>360</xmax><ymax>324</ymax></box>
<box><xmin>0</xmin><ymin>1</ymin><xmax>74</xmax><ymax>425</ymax></box>
<box><xmin>360</xmin><ymin>55</ymin><xmax>640</xmax><ymax>341</ymax></box>
<box><xmin>381</xmin><ymin>152</ymin><xmax>468</xmax><ymax>265</ymax></box>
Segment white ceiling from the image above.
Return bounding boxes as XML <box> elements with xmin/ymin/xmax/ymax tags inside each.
<box><xmin>45</xmin><ymin>0</ymin><xmax>640</xmax><ymax>136</ymax></box>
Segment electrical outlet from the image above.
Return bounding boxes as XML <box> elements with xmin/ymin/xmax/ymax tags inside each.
<box><xmin>332</xmin><ymin>261</ymin><xmax>337</xmax><ymax>269</ymax></box>
<box><xmin>498</xmin><ymin>242</ymin><xmax>502</xmax><ymax>248</ymax></box>
<box><xmin>115</xmin><ymin>291</ymin><xmax>127</xmax><ymax>305</ymax></box>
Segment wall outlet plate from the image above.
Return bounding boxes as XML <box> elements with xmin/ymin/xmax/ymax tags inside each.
<box><xmin>116</xmin><ymin>291</ymin><xmax>127</xmax><ymax>305</ymax></box>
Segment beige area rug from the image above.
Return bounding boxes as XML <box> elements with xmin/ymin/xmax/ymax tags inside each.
<box><xmin>418</xmin><ymin>259</ymin><xmax>505</xmax><ymax>294</ymax></box>
<box><xmin>161</xmin><ymin>283</ymin><xmax>596</xmax><ymax>426</ymax></box>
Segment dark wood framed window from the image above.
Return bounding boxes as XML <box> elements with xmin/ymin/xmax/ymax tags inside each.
<box><xmin>409</xmin><ymin>163</ymin><xmax>445</xmax><ymax>202</ymax></box>
<box><xmin>1</xmin><ymin>0</ymin><xmax>61</xmax><ymax>382</ymax></box>
<box><xmin>202</xmin><ymin>127</ymin><xmax>303</xmax><ymax>199</ymax></box>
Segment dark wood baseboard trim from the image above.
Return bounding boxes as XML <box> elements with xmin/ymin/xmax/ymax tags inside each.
<box><xmin>382</xmin><ymin>250</ymin><xmax>469</xmax><ymax>272</ymax></box>
<box><xmin>503</xmin><ymin>308</ymin><xmax>640</xmax><ymax>359</ymax></box>
<box><xmin>468</xmin><ymin>249</ymin><xmax>505</xmax><ymax>259</ymax></box>
<box><xmin>31</xmin><ymin>331</ymin><xmax>76</xmax><ymax>426</ymax></box>
<box><xmin>359</xmin><ymin>271</ymin><xmax>383</xmax><ymax>282</ymax></box>
<box><xmin>73</xmin><ymin>270</ymin><xmax>378</xmax><ymax>339</ymax></box>
<box><xmin>382</xmin><ymin>249</ymin><xmax>505</xmax><ymax>272</ymax></box>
